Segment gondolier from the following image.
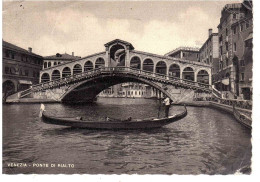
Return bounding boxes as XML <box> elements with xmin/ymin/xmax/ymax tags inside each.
<box><xmin>163</xmin><ymin>96</ymin><xmax>171</xmax><ymax>117</ymax></box>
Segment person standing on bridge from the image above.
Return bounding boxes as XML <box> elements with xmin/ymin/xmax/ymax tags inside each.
<box><xmin>163</xmin><ymin>96</ymin><xmax>171</xmax><ymax>118</ymax></box>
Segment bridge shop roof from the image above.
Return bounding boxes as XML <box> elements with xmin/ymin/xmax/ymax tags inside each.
<box><xmin>104</xmin><ymin>39</ymin><xmax>134</xmax><ymax>50</ymax></box>
<box><xmin>44</xmin><ymin>53</ymin><xmax>81</xmax><ymax>60</ymax></box>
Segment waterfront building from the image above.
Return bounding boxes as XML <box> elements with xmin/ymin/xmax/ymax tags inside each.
<box><xmin>165</xmin><ymin>47</ymin><xmax>200</xmax><ymax>62</ymax></box>
<box><xmin>214</xmin><ymin>1</ymin><xmax>252</xmax><ymax>100</ymax></box>
<box><xmin>199</xmin><ymin>29</ymin><xmax>219</xmax><ymax>73</ymax></box>
<box><xmin>120</xmin><ymin>82</ymin><xmax>146</xmax><ymax>98</ymax></box>
<box><xmin>2</xmin><ymin>40</ymin><xmax>43</xmax><ymax>99</ymax></box>
<box><xmin>43</xmin><ymin>52</ymin><xmax>81</xmax><ymax>69</ymax></box>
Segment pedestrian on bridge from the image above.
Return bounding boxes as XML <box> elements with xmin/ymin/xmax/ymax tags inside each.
<box><xmin>163</xmin><ymin>96</ymin><xmax>171</xmax><ymax>118</ymax></box>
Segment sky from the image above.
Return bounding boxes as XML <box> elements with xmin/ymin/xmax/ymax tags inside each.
<box><xmin>3</xmin><ymin>0</ymin><xmax>241</xmax><ymax>57</ymax></box>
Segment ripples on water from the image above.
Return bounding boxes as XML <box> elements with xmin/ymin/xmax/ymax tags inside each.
<box><xmin>2</xmin><ymin>98</ymin><xmax>251</xmax><ymax>174</ymax></box>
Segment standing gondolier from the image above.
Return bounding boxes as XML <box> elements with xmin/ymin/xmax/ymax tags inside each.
<box><xmin>163</xmin><ymin>96</ymin><xmax>171</xmax><ymax>118</ymax></box>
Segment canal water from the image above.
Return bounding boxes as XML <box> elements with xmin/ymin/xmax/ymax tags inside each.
<box><xmin>2</xmin><ymin>98</ymin><xmax>251</xmax><ymax>174</ymax></box>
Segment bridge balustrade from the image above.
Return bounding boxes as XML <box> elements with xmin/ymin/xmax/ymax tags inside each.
<box><xmin>18</xmin><ymin>67</ymin><xmax>212</xmax><ymax>99</ymax></box>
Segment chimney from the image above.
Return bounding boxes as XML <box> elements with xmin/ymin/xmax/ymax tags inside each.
<box><xmin>72</xmin><ymin>52</ymin><xmax>74</xmax><ymax>56</ymax></box>
<box><xmin>28</xmin><ymin>47</ymin><xmax>32</xmax><ymax>53</ymax></box>
<box><xmin>209</xmin><ymin>29</ymin><xmax>213</xmax><ymax>37</ymax></box>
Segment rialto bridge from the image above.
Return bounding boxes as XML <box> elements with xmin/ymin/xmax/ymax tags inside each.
<box><xmin>8</xmin><ymin>39</ymin><xmax>213</xmax><ymax>103</ymax></box>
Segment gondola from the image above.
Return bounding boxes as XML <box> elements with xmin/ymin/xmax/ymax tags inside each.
<box><xmin>40</xmin><ymin>105</ymin><xmax>187</xmax><ymax>130</ymax></box>
<box><xmin>233</xmin><ymin>105</ymin><xmax>252</xmax><ymax>129</ymax></box>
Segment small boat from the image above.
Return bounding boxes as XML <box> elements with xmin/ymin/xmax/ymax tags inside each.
<box><xmin>40</xmin><ymin>105</ymin><xmax>187</xmax><ymax>130</ymax></box>
<box><xmin>233</xmin><ymin>105</ymin><xmax>252</xmax><ymax>129</ymax></box>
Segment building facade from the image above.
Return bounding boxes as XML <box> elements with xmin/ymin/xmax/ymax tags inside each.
<box><xmin>2</xmin><ymin>40</ymin><xmax>43</xmax><ymax>100</ymax></box>
<box><xmin>214</xmin><ymin>1</ymin><xmax>253</xmax><ymax>100</ymax></box>
<box><xmin>199</xmin><ymin>29</ymin><xmax>219</xmax><ymax>74</ymax></box>
<box><xmin>165</xmin><ymin>47</ymin><xmax>200</xmax><ymax>62</ymax></box>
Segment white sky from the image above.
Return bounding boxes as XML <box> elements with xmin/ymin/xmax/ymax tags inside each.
<box><xmin>2</xmin><ymin>0</ymin><xmax>242</xmax><ymax>57</ymax></box>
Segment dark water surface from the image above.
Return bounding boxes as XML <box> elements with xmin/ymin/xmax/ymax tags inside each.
<box><xmin>2</xmin><ymin>98</ymin><xmax>251</xmax><ymax>174</ymax></box>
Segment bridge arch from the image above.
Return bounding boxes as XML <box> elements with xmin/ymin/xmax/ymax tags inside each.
<box><xmin>73</xmin><ymin>64</ymin><xmax>83</xmax><ymax>74</ymax></box>
<box><xmin>41</xmin><ymin>73</ymin><xmax>50</xmax><ymax>82</ymax></box>
<box><xmin>95</xmin><ymin>57</ymin><xmax>105</xmax><ymax>68</ymax></box>
<box><xmin>143</xmin><ymin>58</ymin><xmax>154</xmax><ymax>72</ymax></box>
<box><xmin>130</xmin><ymin>56</ymin><xmax>141</xmax><ymax>69</ymax></box>
<box><xmin>169</xmin><ymin>63</ymin><xmax>180</xmax><ymax>78</ymax></box>
<box><xmin>196</xmin><ymin>69</ymin><xmax>209</xmax><ymax>84</ymax></box>
<box><xmin>60</xmin><ymin>74</ymin><xmax>174</xmax><ymax>103</ymax></box>
<box><xmin>51</xmin><ymin>70</ymin><xmax>61</xmax><ymax>81</ymax></box>
<box><xmin>182</xmin><ymin>67</ymin><xmax>195</xmax><ymax>81</ymax></box>
<box><xmin>155</xmin><ymin>61</ymin><xmax>167</xmax><ymax>75</ymax></box>
<box><xmin>84</xmin><ymin>60</ymin><xmax>94</xmax><ymax>71</ymax></box>
<box><xmin>62</xmin><ymin>67</ymin><xmax>71</xmax><ymax>78</ymax></box>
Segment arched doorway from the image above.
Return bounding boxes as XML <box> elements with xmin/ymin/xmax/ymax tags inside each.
<box><xmin>51</xmin><ymin>70</ymin><xmax>61</xmax><ymax>81</ymax></box>
<box><xmin>62</xmin><ymin>67</ymin><xmax>71</xmax><ymax>78</ymax></box>
<box><xmin>73</xmin><ymin>64</ymin><xmax>82</xmax><ymax>75</ymax></box>
<box><xmin>84</xmin><ymin>61</ymin><xmax>93</xmax><ymax>71</ymax></box>
<box><xmin>169</xmin><ymin>64</ymin><xmax>180</xmax><ymax>78</ymax></box>
<box><xmin>41</xmin><ymin>73</ymin><xmax>50</xmax><ymax>82</ymax></box>
<box><xmin>197</xmin><ymin>70</ymin><xmax>209</xmax><ymax>84</ymax></box>
<box><xmin>109</xmin><ymin>44</ymin><xmax>126</xmax><ymax>67</ymax></box>
<box><xmin>95</xmin><ymin>58</ymin><xmax>105</xmax><ymax>68</ymax></box>
<box><xmin>156</xmin><ymin>61</ymin><xmax>167</xmax><ymax>75</ymax></box>
<box><xmin>182</xmin><ymin>67</ymin><xmax>194</xmax><ymax>81</ymax></box>
<box><xmin>130</xmin><ymin>56</ymin><xmax>141</xmax><ymax>69</ymax></box>
<box><xmin>143</xmin><ymin>59</ymin><xmax>154</xmax><ymax>72</ymax></box>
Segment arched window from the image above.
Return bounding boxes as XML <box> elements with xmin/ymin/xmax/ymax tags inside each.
<box><xmin>169</xmin><ymin>64</ymin><xmax>180</xmax><ymax>78</ymax></box>
<box><xmin>54</xmin><ymin>62</ymin><xmax>57</xmax><ymax>66</ymax></box>
<box><xmin>44</xmin><ymin>62</ymin><xmax>47</xmax><ymax>68</ymax></box>
<box><xmin>51</xmin><ymin>70</ymin><xmax>61</xmax><ymax>81</ymax></box>
<box><xmin>62</xmin><ymin>67</ymin><xmax>71</xmax><ymax>78</ymax></box>
<box><xmin>95</xmin><ymin>58</ymin><xmax>105</xmax><ymax>68</ymax></box>
<box><xmin>130</xmin><ymin>56</ymin><xmax>141</xmax><ymax>69</ymax></box>
<box><xmin>182</xmin><ymin>67</ymin><xmax>194</xmax><ymax>81</ymax></box>
<box><xmin>48</xmin><ymin>62</ymin><xmax>51</xmax><ymax>67</ymax></box>
<box><xmin>143</xmin><ymin>59</ymin><xmax>154</xmax><ymax>72</ymax></box>
<box><xmin>197</xmin><ymin>70</ymin><xmax>209</xmax><ymax>84</ymax></box>
<box><xmin>41</xmin><ymin>73</ymin><xmax>50</xmax><ymax>83</ymax></box>
<box><xmin>73</xmin><ymin>64</ymin><xmax>82</xmax><ymax>74</ymax></box>
<box><xmin>84</xmin><ymin>61</ymin><xmax>93</xmax><ymax>71</ymax></box>
<box><xmin>156</xmin><ymin>61</ymin><xmax>167</xmax><ymax>75</ymax></box>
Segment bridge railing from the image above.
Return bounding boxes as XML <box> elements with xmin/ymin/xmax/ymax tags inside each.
<box><xmin>18</xmin><ymin>66</ymin><xmax>211</xmax><ymax>98</ymax></box>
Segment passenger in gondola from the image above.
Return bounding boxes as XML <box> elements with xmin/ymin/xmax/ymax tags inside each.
<box><xmin>163</xmin><ymin>96</ymin><xmax>171</xmax><ymax>118</ymax></box>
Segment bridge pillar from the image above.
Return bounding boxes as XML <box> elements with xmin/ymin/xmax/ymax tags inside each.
<box><xmin>125</xmin><ymin>45</ymin><xmax>130</xmax><ymax>67</ymax></box>
<box><xmin>105</xmin><ymin>47</ymin><xmax>110</xmax><ymax>67</ymax></box>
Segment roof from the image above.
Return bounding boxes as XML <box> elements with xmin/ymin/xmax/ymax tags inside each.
<box><xmin>44</xmin><ymin>53</ymin><xmax>81</xmax><ymax>60</ymax></box>
<box><xmin>2</xmin><ymin>40</ymin><xmax>43</xmax><ymax>58</ymax></box>
<box><xmin>104</xmin><ymin>39</ymin><xmax>134</xmax><ymax>50</ymax></box>
<box><xmin>164</xmin><ymin>47</ymin><xmax>200</xmax><ymax>56</ymax></box>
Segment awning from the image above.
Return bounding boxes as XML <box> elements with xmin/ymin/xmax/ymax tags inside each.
<box><xmin>244</xmin><ymin>33</ymin><xmax>253</xmax><ymax>42</ymax></box>
<box><xmin>19</xmin><ymin>80</ymin><xmax>32</xmax><ymax>85</ymax></box>
<box><xmin>221</xmin><ymin>78</ymin><xmax>229</xmax><ymax>85</ymax></box>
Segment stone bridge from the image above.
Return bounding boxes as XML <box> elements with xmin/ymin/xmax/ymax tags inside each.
<box><xmin>8</xmin><ymin>39</ymin><xmax>213</xmax><ymax>103</ymax></box>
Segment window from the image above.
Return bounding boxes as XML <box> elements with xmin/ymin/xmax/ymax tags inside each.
<box><xmin>11</xmin><ymin>53</ymin><xmax>15</xmax><ymax>59</ymax></box>
<box><xmin>240</xmin><ymin>73</ymin><xmax>245</xmax><ymax>81</ymax></box>
<box><xmin>225</xmin><ymin>42</ymin><xmax>228</xmax><ymax>51</ymax></box>
<box><xmin>233</xmin><ymin>14</ymin><xmax>237</xmax><ymax>19</ymax></box>
<box><xmin>25</xmin><ymin>70</ymin><xmax>29</xmax><ymax>76</ymax></box>
<box><xmin>5</xmin><ymin>67</ymin><xmax>10</xmax><ymax>74</ymax></box>
<box><xmin>240</xmin><ymin>24</ymin><xmax>244</xmax><ymax>31</ymax></box>
<box><xmin>240</xmin><ymin>60</ymin><xmax>245</xmax><ymax>67</ymax></box>
<box><xmin>234</xmin><ymin>43</ymin><xmax>237</xmax><ymax>52</ymax></box>
<box><xmin>246</xmin><ymin>22</ymin><xmax>249</xmax><ymax>29</ymax></box>
<box><xmin>233</xmin><ymin>27</ymin><xmax>237</xmax><ymax>34</ymax></box>
<box><xmin>226</xmin><ymin>28</ymin><xmax>228</xmax><ymax>35</ymax></box>
<box><xmin>5</xmin><ymin>50</ymin><xmax>10</xmax><ymax>58</ymax></box>
<box><xmin>226</xmin><ymin>58</ymin><xmax>229</xmax><ymax>67</ymax></box>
